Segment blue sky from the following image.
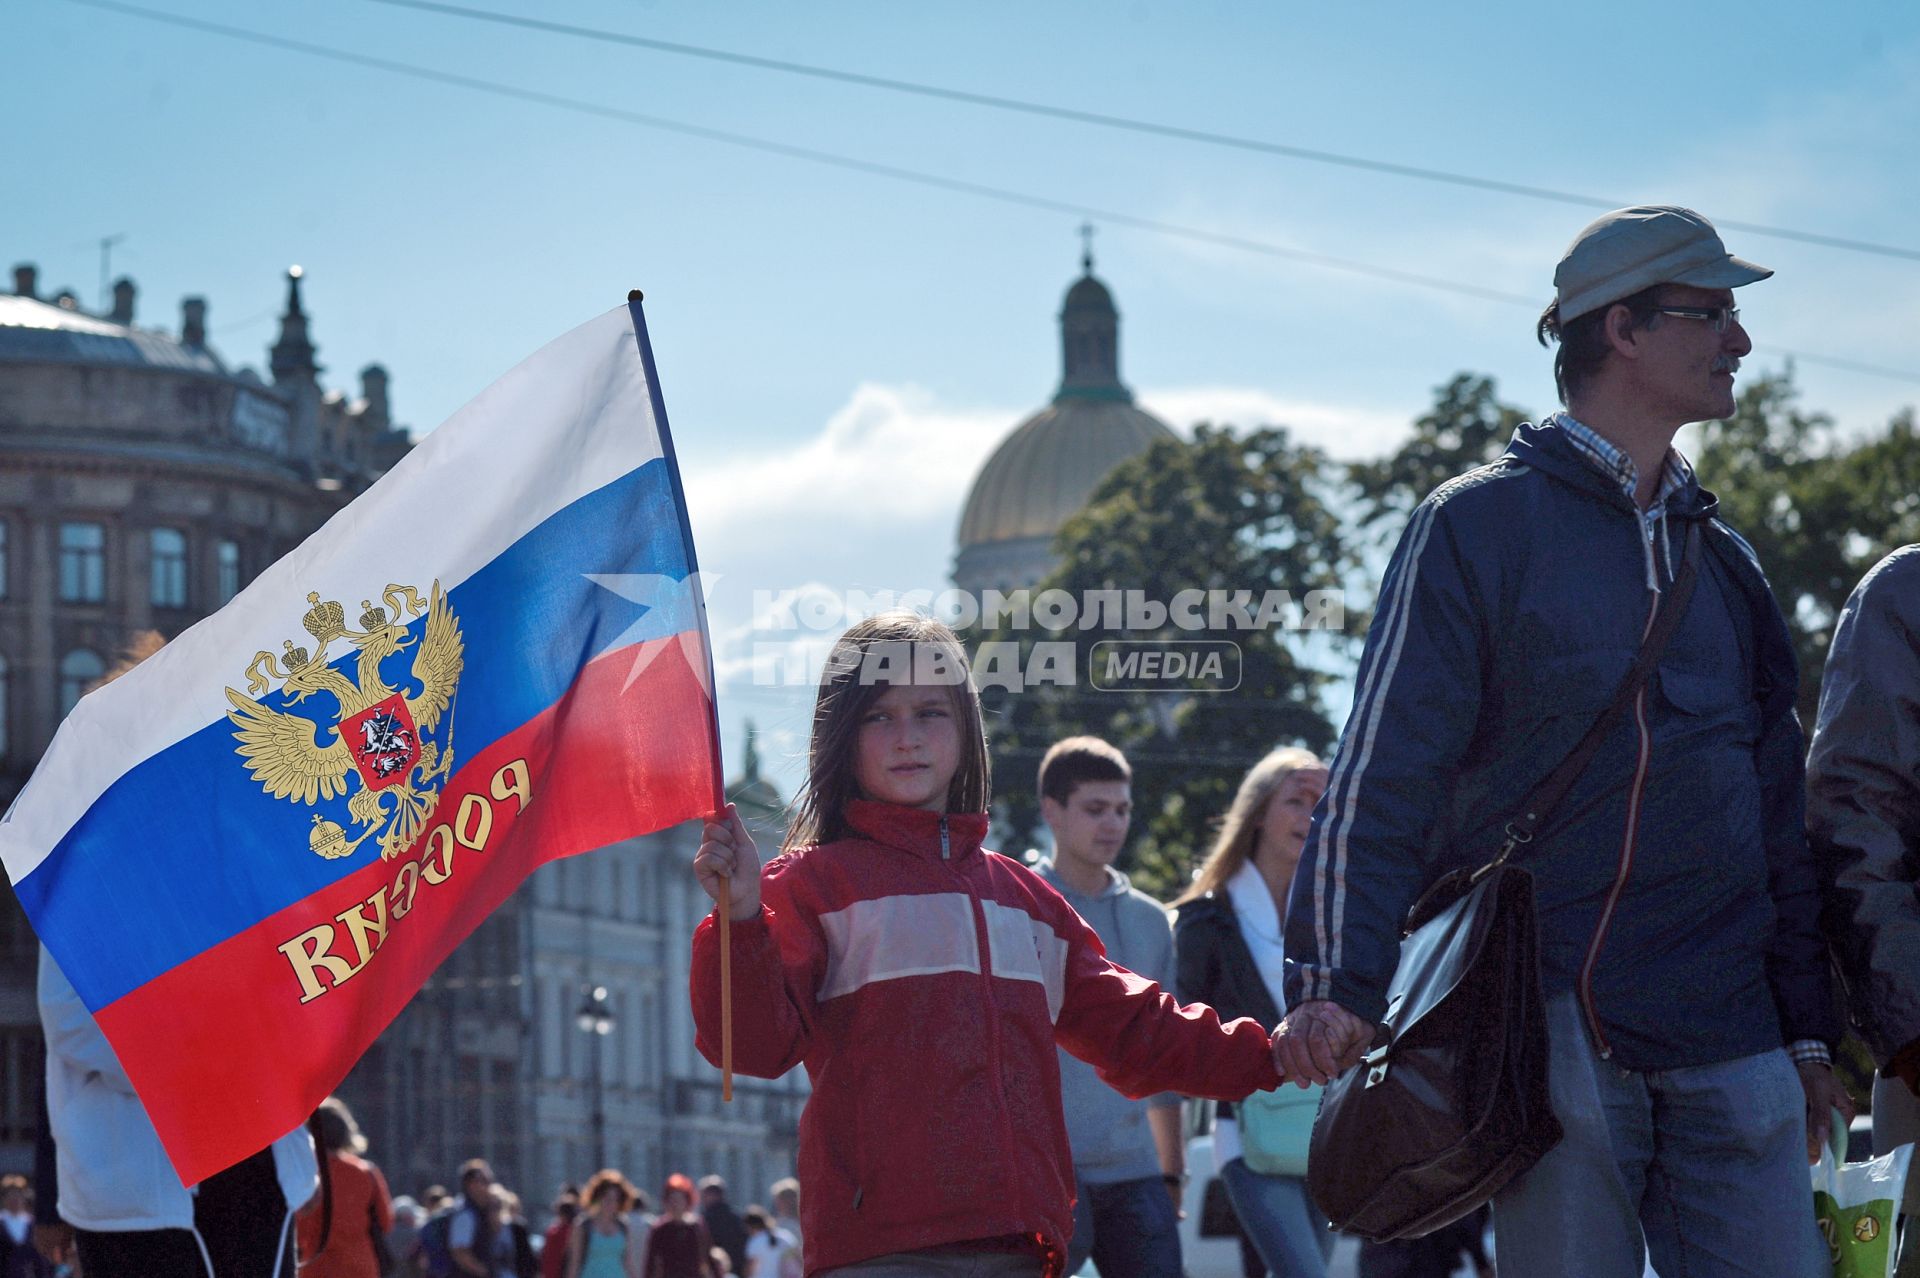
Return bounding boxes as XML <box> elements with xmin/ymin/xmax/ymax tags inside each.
<box><xmin>11</xmin><ymin>0</ymin><xmax>1920</xmax><ymax>796</ymax></box>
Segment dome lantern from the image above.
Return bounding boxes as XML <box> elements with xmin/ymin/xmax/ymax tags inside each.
<box><xmin>1055</xmin><ymin>224</ymin><xmax>1130</xmax><ymax>405</ymax></box>
<box><xmin>953</xmin><ymin>235</ymin><xmax>1175</xmax><ymax>596</ymax></box>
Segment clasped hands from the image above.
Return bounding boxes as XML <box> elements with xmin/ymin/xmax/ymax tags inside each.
<box><xmin>1269</xmin><ymin>999</ymin><xmax>1375</xmax><ymax>1086</ymax></box>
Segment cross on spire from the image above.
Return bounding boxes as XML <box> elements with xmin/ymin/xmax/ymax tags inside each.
<box><xmin>1079</xmin><ymin>222</ymin><xmax>1096</xmax><ymax>275</ymax></box>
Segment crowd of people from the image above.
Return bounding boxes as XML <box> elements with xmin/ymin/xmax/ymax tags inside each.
<box><xmin>21</xmin><ymin>1076</ymin><xmax>801</xmax><ymax>1278</ymax></box>
<box><xmin>292</xmin><ymin>1109</ymin><xmax>803</xmax><ymax>1278</ymax></box>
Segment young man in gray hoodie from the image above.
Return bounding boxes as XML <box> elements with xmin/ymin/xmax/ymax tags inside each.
<box><xmin>1032</xmin><ymin>737</ymin><xmax>1185</xmax><ymax>1278</ymax></box>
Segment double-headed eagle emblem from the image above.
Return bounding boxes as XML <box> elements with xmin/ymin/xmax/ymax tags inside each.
<box><xmin>225</xmin><ymin>581</ymin><xmax>465</xmax><ymax>861</ymax></box>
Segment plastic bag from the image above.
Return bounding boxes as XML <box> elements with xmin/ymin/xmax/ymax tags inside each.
<box><xmin>1238</xmin><ymin>1082</ymin><xmax>1322</xmax><ymax>1176</ymax></box>
<box><xmin>1812</xmin><ymin>1110</ymin><xmax>1912</xmax><ymax>1278</ymax></box>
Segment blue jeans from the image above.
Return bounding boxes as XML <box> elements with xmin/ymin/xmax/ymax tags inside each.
<box><xmin>1218</xmin><ymin>1158</ymin><xmax>1331</xmax><ymax>1277</ymax></box>
<box><xmin>1065</xmin><ymin>1174</ymin><xmax>1181</xmax><ymax>1278</ymax></box>
<box><xmin>1493</xmin><ymin>993</ymin><xmax>1826</xmax><ymax>1277</ymax></box>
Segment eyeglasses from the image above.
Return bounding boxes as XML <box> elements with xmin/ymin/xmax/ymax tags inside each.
<box><xmin>1652</xmin><ymin>305</ymin><xmax>1741</xmax><ymax>334</ymax></box>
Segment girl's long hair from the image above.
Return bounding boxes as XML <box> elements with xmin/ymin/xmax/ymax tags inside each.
<box><xmin>1172</xmin><ymin>746</ymin><xmax>1323</xmax><ymax>907</ymax></box>
<box><xmin>784</xmin><ymin>612</ymin><xmax>990</xmax><ymax>852</ymax></box>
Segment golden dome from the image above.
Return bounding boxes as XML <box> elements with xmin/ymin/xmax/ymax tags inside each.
<box><xmin>957</xmin><ymin>397</ymin><xmax>1174</xmax><ymax>546</ymax></box>
<box><xmin>956</xmin><ymin>250</ymin><xmax>1176</xmax><ymax>556</ymax></box>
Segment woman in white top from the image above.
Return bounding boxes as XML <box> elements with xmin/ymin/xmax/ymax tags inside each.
<box><xmin>1174</xmin><ymin>748</ymin><xmax>1331</xmax><ymax>1277</ymax></box>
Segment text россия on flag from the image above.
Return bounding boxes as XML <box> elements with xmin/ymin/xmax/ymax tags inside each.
<box><xmin>1</xmin><ymin>299</ymin><xmax>724</xmax><ymax>1185</ymax></box>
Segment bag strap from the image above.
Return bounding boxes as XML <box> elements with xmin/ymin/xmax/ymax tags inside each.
<box><xmin>1483</xmin><ymin>522</ymin><xmax>1702</xmax><ymax>873</ymax></box>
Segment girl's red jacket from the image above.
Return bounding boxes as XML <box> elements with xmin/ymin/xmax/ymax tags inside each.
<box><xmin>690</xmin><ymin>800</ymin><xmax>1284</xmax><ymax>1276</ymax></box>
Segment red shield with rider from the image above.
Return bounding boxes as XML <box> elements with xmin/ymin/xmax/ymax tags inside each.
<box><xmin>342</xmin><ymin>693</ymin><xmax>420</xmax><ymax>791</ymax></box>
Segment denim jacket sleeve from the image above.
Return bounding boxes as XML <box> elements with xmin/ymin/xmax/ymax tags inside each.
<box><xmin>1810</xmin><ymin>547</ymin><xmax>1920</xmax><ymax>1060</ymax></box>
<box><xmin>1283</xmin><ymin>488</ymin><xmax>1488</xmax><ymax>1024</ymax></box>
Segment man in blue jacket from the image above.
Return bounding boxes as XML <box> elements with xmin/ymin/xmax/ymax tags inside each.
<box><xmin>1273</xmin><ymin>206</ymin><xmax>1847</xmax><ymax>1277</ymax></box>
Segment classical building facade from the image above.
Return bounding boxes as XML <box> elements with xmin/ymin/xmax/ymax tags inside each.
<box><xmin>953</xmin><ymin>252</ymin><xmax>1177</xmax><ymax>595</ymax></box>
<box><xmin>0</xmin><ymin>262</ymin><xmax>803</xmax><ymax>1209</ymax></box>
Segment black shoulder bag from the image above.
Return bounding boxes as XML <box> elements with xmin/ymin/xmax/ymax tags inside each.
<box><xmin>1306</xmin><ymin>524</ymin><xmax>1701</xmax><ymax>1242</ymax></box>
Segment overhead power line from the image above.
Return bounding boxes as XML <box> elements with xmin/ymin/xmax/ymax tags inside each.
<box><xmin>359</xmin><ymin>0</ymin><xmax>1920</xmax><ymax>265</ymax></box>
<box><xmin>57</xmin><ymin>0</ymin><xmax>1536</xmax><ymax>308</ymax></box>
<box><xmin>65</xmin><ymin>0</ymin><xmax>1920</xmax><ymax>387</ymax></box>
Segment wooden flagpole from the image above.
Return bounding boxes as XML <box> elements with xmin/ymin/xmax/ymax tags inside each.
<box><xmin>718</xmin><ymin>877</ymin><xmax>733</xmax><ymax>1102</ymax></box>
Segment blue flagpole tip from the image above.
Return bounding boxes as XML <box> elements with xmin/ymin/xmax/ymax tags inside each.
<box><xmin>627</xmin><ymin>289</ymin><xmax>644</xmax><ymax>302</ymax></box>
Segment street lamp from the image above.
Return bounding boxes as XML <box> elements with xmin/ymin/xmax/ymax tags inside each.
<box><xmin>575</xmin><ymin>984</ymin><xmax>614</xmax><ymax>1170</ymax></box>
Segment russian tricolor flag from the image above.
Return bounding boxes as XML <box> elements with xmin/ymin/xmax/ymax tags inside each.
<box><xmin>2</xmin><ymin>298</ymin><xmax>723</xmax><ymax>1184</ymax></box>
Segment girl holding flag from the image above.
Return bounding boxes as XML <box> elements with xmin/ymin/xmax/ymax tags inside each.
<box><xmin>690</xmin><ymin>613</ymin><xmax>1289</xmax><ymax>1277</ymax></box>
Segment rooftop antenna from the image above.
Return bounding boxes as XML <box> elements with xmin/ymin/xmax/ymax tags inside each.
<box><xmin>98</xmin><ymin>233</ymin><xmax>127</xmax><ymax>312</ymax></box>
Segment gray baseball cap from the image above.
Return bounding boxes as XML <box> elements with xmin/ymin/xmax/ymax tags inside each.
<box><xmin>1553</xmin><ymin>205</ymin><xmax>1771</xmax><ymax>323</ymax></box>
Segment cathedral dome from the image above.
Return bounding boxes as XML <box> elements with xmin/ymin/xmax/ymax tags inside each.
<box><xmin>953</xmin><ymin>248</ymin><xmax>1175</xmax><ymax>595</ymax></box>
<box><xmin>956</xmin><ymin>397</ymin><xmax>1173</xmax><ymax>546</ymax></box>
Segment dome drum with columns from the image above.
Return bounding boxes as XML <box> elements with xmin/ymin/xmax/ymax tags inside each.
<box><xmin>953</xmin><ymin>244</ymin><xmax>1175</xmax><ymax>597</ymax></box>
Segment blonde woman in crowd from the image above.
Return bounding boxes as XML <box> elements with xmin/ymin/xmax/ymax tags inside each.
<box><xmin>1174</xmin><ymin>748</ymin><xmax>1332</xmax><ymax>1277</ymax></box>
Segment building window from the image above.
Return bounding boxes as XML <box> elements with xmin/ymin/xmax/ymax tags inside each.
<box><xmin>150</xmin><ymin>529</ymin><xmax>188</xmax><ymax>608</ymax></box>
<box><xmin>0</xmin><ymin>520</ymin><xmax>9</xmax><ymax>600</ymax></box>
<box><xmin>0</xmin><ymin>653</ymin><xmax>9</xmax><ymax>759</ymax></box>
<box><xmin>216</xmin><ymin>539</ymin><xmax>241</xmax><ymax>604</ymax></box>
<box><xmin>59</xmin><ymin>649</ymin><xmax>104</xmax><ymax>716</ymax></box>
<box><xmin>58</xmin><ymin>523</ymin><xmax>105</xmax><ymax>603</ymax></box>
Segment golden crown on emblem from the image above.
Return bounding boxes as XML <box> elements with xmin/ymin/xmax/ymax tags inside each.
<box><xmin>359</xmin><ymin>599</ymin><xmax>389</xmax><ymax>631</ymax></box>
<box><xmin>302</xmin><ymin>592</ymin><xmax>347</xmax><ymax>643</ymax></box>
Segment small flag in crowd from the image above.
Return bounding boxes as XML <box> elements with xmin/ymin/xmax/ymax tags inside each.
<box><xmin>1</xmin><ymin>297</ymin><xmax>724</xmax><ymax>1184</ymax></box>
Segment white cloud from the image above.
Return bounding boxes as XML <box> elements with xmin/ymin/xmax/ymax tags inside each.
<box><xmin>684</xmin><ymin>384</ymin><xmax>1019</xmax><ymax>796</ymax></box>
<box><xmin>682</xmin><ymin>380</ymin><xmax>1014</xmax><ymax>631</ymax></box>
<box><xmin>1138</xmin><ymin>386</ymin><xmax>1414</xmax><ymax>459</ymax></box>
<box><xmin>685</xmin><ymin>382</ymin><xmax>1009</xmax><ymax>538</ymax></box>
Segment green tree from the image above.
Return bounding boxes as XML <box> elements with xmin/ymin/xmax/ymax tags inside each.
<box><xmin>973</xmin><ymin>424</ymin><xmax>1355</xmax><ymax>901</ymax></box>
<box><xmin>1347</xmin><ymin>373</ymin><xmax>1526</xmax><ymax>533</ymax></box>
